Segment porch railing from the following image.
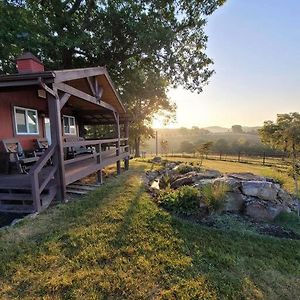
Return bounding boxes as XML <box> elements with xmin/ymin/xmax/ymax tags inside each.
<box><xmin>29</xmin><ymin>144</ymin><xmax>57</xmax><ymax>211</ymax></box>
<box><xmin>62</xmin><ymin>138</ymin><xmax>129</xmax><ymax>183</ymax></box>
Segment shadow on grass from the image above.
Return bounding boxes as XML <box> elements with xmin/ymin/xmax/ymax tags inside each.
<box><xmin>1</xmin><ymin>160</ymin><xmax>299</xmax><ymax>299</ymax></box>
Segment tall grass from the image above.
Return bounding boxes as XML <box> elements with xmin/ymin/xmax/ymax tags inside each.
<box><xmin>200</xmin><ymin>183</ymin><xmax>229</xmax><ymax>213</ymax></box>
<box><xmin>261</xmin><ymin>169</ymin><xmax>287</xmax><ymax>186</ymax></box>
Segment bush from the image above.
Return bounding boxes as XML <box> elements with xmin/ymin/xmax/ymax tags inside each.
<box><xmin>158</xmin><ymin>186</ymin><xmax>200</xmax><ymax>214</ymax></box>
<box><xmin>177</xmin><ymin>164</ymin><xmax>201</xmax><ymax>174</ymax></box>
<box><xmin>200</xmin><ymin>183</ymin><xmax>228</xmax><ymax>213</ymax></box>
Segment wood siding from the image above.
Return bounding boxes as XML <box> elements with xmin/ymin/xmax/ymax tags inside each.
<box><xmin>0</xmin><ymin>88</ymin><xmax>47</xmax><ymax>150</ymax></box>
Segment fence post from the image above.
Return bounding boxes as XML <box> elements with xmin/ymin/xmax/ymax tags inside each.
<box><xmin>219</xmin><ymin>152</ymin><xmax>222</xmax><ymax>160</ymax></box>
<box><xmin>262</xmin><ymin>152</ymin><xmax>266</xmax><ymax>165</ymax></box>
<box><xmin>238</xmin><ymin>151</ymin><xmax>241</xmax><ymax>163</ymax></box>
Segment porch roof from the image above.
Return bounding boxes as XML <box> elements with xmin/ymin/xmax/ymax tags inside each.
<box><xmin>0</xmin><ymin>66</ymin><xmax>126</xmax><ymax>116</ymax></box>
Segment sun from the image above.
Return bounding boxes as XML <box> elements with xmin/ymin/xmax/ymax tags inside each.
<box><xmin>152</xmin><ymin>116</ymin><xmax>166</xmax><ymax>128</ymax></box>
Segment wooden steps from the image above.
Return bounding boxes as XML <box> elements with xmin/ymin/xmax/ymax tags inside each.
<box><xmin>0</xmin><ymin>179</ymin><xmax>57</xmax><ymax>213</ymax></box>
<box><xmin>66</xmin><ymin>183</ymin><xmax>99</xmax><ymax>195</ymax></box>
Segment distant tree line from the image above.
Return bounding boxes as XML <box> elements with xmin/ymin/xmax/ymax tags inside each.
<box><xmin>179</xmin><ymin>137</ymin><xmax>283</xmax><ymax>156</ymax></box>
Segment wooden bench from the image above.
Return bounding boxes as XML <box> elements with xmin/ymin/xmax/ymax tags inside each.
<box><xmin>65</xmin><ymin>136</ymin><xmax>94</xmax><ymax>159</ymax></box>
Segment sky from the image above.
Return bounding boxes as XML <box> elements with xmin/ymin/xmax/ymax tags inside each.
<box><xmin>154</xmin><ymin>0</ymin><xmax>300</xmax><ymax>129</ymax></box>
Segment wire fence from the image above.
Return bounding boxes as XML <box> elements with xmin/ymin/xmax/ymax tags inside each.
<box><xmin>141</xmin><ymin>151</ymin><xmax>290</xmax><ymax>171</ymax></box>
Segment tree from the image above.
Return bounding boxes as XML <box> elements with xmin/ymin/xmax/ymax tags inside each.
<box><xmin>213</xmin><ymin>138</ymin><xmax>229</xmax><ymax>154</ymax></box>
<box><xmin>231</xmin><ymin>125</ymin><xmax>244</xmax><ymax>134</ymax></box>
<box><xmin>195</xmin><ymin>141</ymin><xmax>213</xmax><ymax>165</ymax></box>
<box><xmin>0</xmin><ymin>0</ymin><xmax>225</xmax><ymax>155</ymax></box>
<box><xmin>179</xmin><ymin>141</ymin><xmax>195</xmax><ymax>154</ymax></box>
<box><xmin>259</xmin><ymin>113</ymin><xmax>300</xmax><ymax>196</ymax></box>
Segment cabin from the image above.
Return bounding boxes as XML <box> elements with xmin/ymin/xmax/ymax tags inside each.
<box><xmin>0</xmin><ymin>53</ymin><xmax>130</xmax><ymax>213</ymax></box>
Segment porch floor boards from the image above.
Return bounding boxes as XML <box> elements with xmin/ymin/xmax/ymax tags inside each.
<box><xmin>0</xmin><ymin>167</ymin><xmax>53</xmax><ymax>189</ymax></box>
<box><xmin>0</xmin><ymin>152</ymin><xmax>123</xmax><ymax>190</ymax></box>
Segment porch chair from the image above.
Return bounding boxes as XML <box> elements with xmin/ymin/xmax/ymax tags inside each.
<box><xmin>1</xmin><ymin>139</ymin><xmax>39</xmax><ymax>174</ymax></box>
<box><xmin>65</xmin><ymin>136</ymin><xmax>94</xmax><ymax>159</ymax></box>
<box><xmin>35</xmin><ymin>138</ymin><xmax>49</xmax><ymax>156</ymax></box>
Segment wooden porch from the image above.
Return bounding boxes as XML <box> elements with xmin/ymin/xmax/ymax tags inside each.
<box><xmin>0</xmin><ymin>138</ymin><xmax>129</xmax><ymax>213</ymax></box>
<box><xmin>0</xmin><ymin>64</ymin><xmax>130</xmax><ymax>214</ymax></box>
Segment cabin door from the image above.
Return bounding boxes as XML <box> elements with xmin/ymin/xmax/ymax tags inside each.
<box><xmin>44</xmin><ymin>117</ymin><xmax>52</xmax><ymax>144</ymax></box>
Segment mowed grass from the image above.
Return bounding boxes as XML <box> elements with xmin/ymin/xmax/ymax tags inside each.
<box><xmin>0</xmin><ymin>161</ymin><xmax>300</xmax><ymax>299</ymax></box>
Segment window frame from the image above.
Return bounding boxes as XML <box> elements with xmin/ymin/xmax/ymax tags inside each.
<box><xmin>13</xmin><ymin>106</ymin><xmax>39</xmax><ymax>135</ymax></box>
<box><xmin>63</xmin><ymin>115</ymin><xmax>77</xmax><ymax>135</ymax></box>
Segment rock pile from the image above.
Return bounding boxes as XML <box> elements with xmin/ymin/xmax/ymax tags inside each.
<box><xmin>146</xmin><ymin>163</ymin><xmax>299</xmax><ymax>221</ymax></box>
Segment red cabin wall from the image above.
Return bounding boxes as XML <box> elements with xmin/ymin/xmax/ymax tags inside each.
<box><xmin>0</xmin><ymin>88</ymin><xmax>47</xmax><ymax>150</ymax></box>
<box><xmin>0</xmin><ymin>88</ymin><xmax>79</xmax><ymax>150</ymax></box>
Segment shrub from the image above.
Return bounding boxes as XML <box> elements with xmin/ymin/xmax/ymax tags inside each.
<box><xmin>159</xmin><ymin>174</ymin><xmax>171</xmax><ymax>189</ymax></box>
<box><xmin>158</xmin><ymin>186</ymin><xmax>200</xmax><ymax>214</ymax></box>
<box><xmin>177</xmin><ymin>164</ymin><xmax>201</xmax><ymax>174</ymax></box>
<box><xmin>200</xmin><ymin>183</ymin><xmax>228</xmax><ymax>213</ymax></box>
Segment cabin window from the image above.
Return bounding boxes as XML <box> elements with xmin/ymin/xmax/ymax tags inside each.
<box><xmin>14</xmin><ymin>106</ymin><xmax>39</xmax><ymax>135</ymax></box>
<box><xmin>63</xmin><ymin>115</ymin><xmax>76</xmax><ymax>135</ymax></box>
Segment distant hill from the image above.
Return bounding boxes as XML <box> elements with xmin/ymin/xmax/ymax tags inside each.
<box><xmin>202</xmin><ymin>126</ymin><xmax>261</xmax><ymax>133</ymax></box>
<box><xmin>203</xmin><ymin>126</ymin><xmax>229</xmax><ymax>133</ymax></box>
<box><xmin>242</xmin><ymin>126</ymin><xmax>261</xmax><ymax>133</ymax></box>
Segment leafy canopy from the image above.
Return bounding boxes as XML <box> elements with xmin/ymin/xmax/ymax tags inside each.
<box><xmin>0</xmin><ymin>0</ymin><xmax>225</xmax><ymax>154</ymax></box>
<box><xmin>259</xmin><ymin>113</ymin><xmax>300</xmax><ymax>154</ymax></box>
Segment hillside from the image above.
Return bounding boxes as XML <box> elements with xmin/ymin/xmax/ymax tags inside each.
<box><xmin>0</xmin><ymin>161</ymin><xmax>299</xmax><ymax>299</ymax></box>
<box><xmin>142</xmin><ymin>130</ymin><xmax>264</xmax><ymax>154</ymax></box>
<box><xmin>203</xmin><ymin>126</ymin><xmax>229</xmax><ymax>133</ymax></box>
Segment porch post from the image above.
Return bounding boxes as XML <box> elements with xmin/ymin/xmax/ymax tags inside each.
<box><xmin>95</xmin><ymin>142</ymin><xmax>103</xmax><ymax>185</ymax></box>
<box><xmin>48</xmin><ymin>94</ymin><xmax>66</xmax><ymax>202</ymax></box>
<box><xmin>78</xmin><ymin>120</ymin><xmax>85</xmax><ymax>138</ymax></box>
<box><xmin>115</xmin><ymin>112</ymin><xmax>121</xmax><ymax>175</ymax></box>
<box><xmin>124</xmin><ymin>120</ymin><xmax>129</xmax><ymax>170</ymax></box>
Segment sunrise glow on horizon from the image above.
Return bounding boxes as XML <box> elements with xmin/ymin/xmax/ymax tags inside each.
<box><xmin>154</xmin><ymin>0</ymin><xmax>300</xmax><ymax>129</ymax></box>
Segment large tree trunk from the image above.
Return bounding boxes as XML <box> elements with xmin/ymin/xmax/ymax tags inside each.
<box><xmin>134</xmin><ymin>137</ymin><xmax>141</xmax><ymax>157</ymax></box>
<box><xmin>62</xmin><ymin>48</ymin><xmax>73</xmax><ymax>69</ymax></box>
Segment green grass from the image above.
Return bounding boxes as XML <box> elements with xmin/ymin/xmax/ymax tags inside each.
<box><xmin>0</xmin><ymin>161</ymin><xmax>300</xmax><ymax>299</ymax></box>
<box><xmin>275</xmin><ymin>212</ymin><xmax>300</xmax><ymax>235</ymax></box>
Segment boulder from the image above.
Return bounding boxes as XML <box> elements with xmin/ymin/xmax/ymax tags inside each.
<box><xmin>277</xmin><ymin>188</ymin><xmax>293</xmax><ymax>205</ymax></box>
<box><xmin>241</xmin><ymin>181</ymin><xmax>279</xmax><ymax>201</ymax></box>
<box><xmin>223</xmin><ymin>192</ymin><xmax>246</xmax><ymax>212</ymax></box>
<box><xmin>145</xmin><ymin>170</ymin><xmax>160</xmax><ymax>182</ymax></box>
<box><xmin>245</xmin><ymin>197</ymin><xmax>284</xmax><ymax>221</ymax></box>
<box><xmin>201</xmin><ymin>169</ymin><xmax>222</xmax><ymax>179</ymax></box>
<box><xmin>213</xmin><ymin>176</ymin><xmax>241</xmax><ymax>193</ymax></box>
<box><xmin>149</xmin><ymin>180</ymin><xmax>160</xmax><ymax>193</ymax></box>
<box><xmin>193</xmin><ymin>179</ymin><xmax>215</xmax><ymax>189</ymax></box>
<box><xmin>165</xmin><ymin>162</ymin><xmax>177</xmax><ymax>170</ymax></box>
<box><xmin>170</xmin><ymin>171</ymin><xmax>198</xmax><ymax>189</ymax></box>
<box><xmin>170</xmin><ymin>170</ymin><xmax>221</xmax><ymax>189</ymax></box>
<box><xmin>228</xmin><ymin>173</ymin><xmax>266</xmax><ymax>181</ymax></box>
<box><xmin>152</xmin><ymin>156</ymin><xmax>162</xmax><ymax>163</ymax></box>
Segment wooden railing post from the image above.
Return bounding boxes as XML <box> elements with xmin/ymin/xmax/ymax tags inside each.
<box><xmin>48</xmin><ymin>93</ymin><xmax>66</xmax><ymax>202</ymax></box>
<box><xmin>114</xmin><ymin>112</ymin><xmax>121</xmax><ymax>175</ymax></box>
<box><xmin>124</xmin><ymin>120</ymin><xmax>129</xmax><ymax>170</ymax></box>
<box><xmin>95</xmin><ymin>142</ymin><xmax>103</xmax><ymax>184</ymax></box>
<box><xmin>31</xmin><ymin>173</ymin><xmax>41</xmax><ymax>212</ymax></box>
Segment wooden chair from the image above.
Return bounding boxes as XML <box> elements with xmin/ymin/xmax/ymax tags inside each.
<box><xmin>1</xmin><ymin>139</ymin><xmax>39</xmax><ymax>174</ymax></box>
<box><xmin>35</xmin><ymin>138</ymin><xmax>49</xmax><ymax>156</ymax></box>
<box><xmin>65</xmin><ymin>136</ymin><xmax>93</xmax><ymax>159</ymax></box>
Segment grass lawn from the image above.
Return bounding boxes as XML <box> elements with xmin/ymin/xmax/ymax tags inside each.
<box><xmin>0</xmin><ymin>161</ymin><xmax>300</xmax><ymax>299</ymax></box>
